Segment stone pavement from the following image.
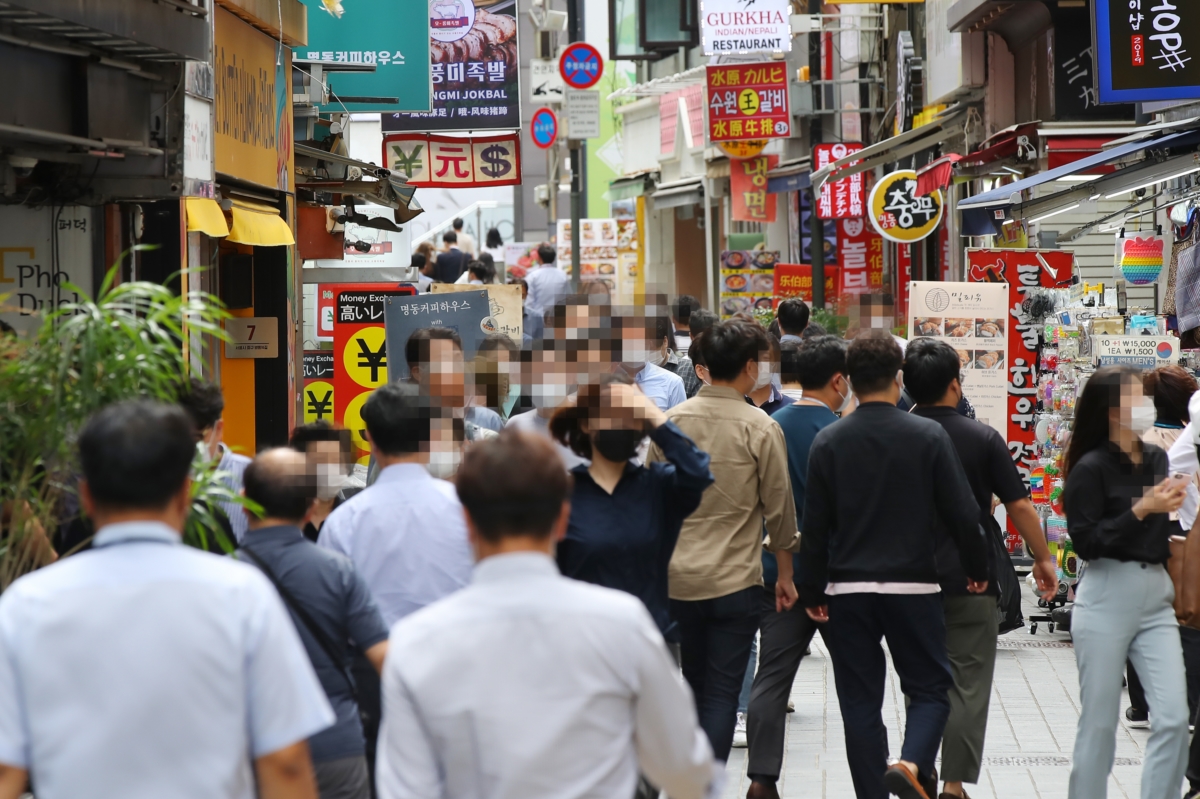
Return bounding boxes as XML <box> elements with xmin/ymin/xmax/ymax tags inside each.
<box><xmin>722</xmin><ymin>587</ymin><xmax>1163</xmax><ymax>799</ymax></box>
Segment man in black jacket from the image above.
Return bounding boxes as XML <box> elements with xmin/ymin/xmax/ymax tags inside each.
<box><xmin>434</xmin><ymin>231</ymin><xmax>469</xmax><ymax>283</ymax></box>
<box><xmin>799</xmin><ymin>331</ymin><xmax>989</xmax><ymax>799</ymax></box>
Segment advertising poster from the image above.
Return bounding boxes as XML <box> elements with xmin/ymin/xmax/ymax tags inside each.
<box><xmin>731</xmin><ymin>155</ymin><xmax>779</xmax><ymax>223</ymax></box>
<box><xmin>1092</xmin><ymin>0</ymin><xmax>1200</xmax><ymax>103</ymax></box>
<box><xmin>907</xmin><ymin>281</ymin><xmax>1010</xmax><ymax>441</ymax></box>
<box><xmin>706</xmin><ymin>63</ymin><xmax>790</xmax><ymax>141</ymax></box>
<box><xmin>302</xmin><ymin>351</ymin><xmax>336</xmax><ymax>424</ymax></box>
<box><xmin>814</xmin><ymin>143</ymin><xmax>865</xmax><ymax>219</ymax></box>
<box><xmin>701</xmin><ymin>0</ymin><xmax>791</xmax><ymax>54</ymax></box>
<box><xmin>0</xmin><ymin>205</ymin><xmax>93</xmax><ymax>334</ymax></box>
<box><xmin>383</xmin><ymin>132</ymin><xmax>521</xmax><ymax>188</ymax></box>
<box><xmin>773</xmin><ymin>264</ymin><xmax>839</xmax><ymax>307</ymax></box>
<box><xmin>382</xmin><ymin>0</ymin><xmax>520</xmax><ymax>133</ymax></box>
<box><xmin>837</xmin><ymin>217</ymin><xmax>883</xmax><ymax>299</ymax></box>
<box><xmin>431</xmin><ymin>282</ymin><xmax>523</xmax><ymax>343</ymax></box>
<box><xmin>798</xmin><ymin>190</ymin><xmax>838</xmax><ymax>266</ymax></box>
<box><xmin>719</xmin><ymin>250</ymin><xmax>779</xmax><ymax>318</ymax></box>
<box><xmin>556</xmin><ymin>218</ymin><xmax>620</xmax><ymax>294</ymax></box>
<box><xmin>502</xmin><ymin>241</ymin><xmax>541</xmax><ymax>279</ymax></box>
<box><xmin>310</xmin><ymin>204</ymin><xmax>413</xmax><ymax>271</ymax></box>
<box><xmin>1093</xmin><ymin>335</ymin><xmax>1181</xmax><ymax>367</ymax></box>
<box><xmin>967</xmin><ymin>248</ymin><xmax>1075</xmax><ymax>550</ymax></box>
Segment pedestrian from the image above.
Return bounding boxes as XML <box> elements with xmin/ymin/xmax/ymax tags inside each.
<box><xmin>746</xmin><ymin>333</ymin><xmax>794</xmax><ymax>415</ymax></box>
<box><xmin>451</xmin><ymin>216</ymin><xmax>475</xmax><ymax>257</ymax></box>
<box><xmin>410</xmin><ymin>253</ymin><xmax>433</xmax><ymax>292</ymax></box>
<box><xmin>743</xmin><ymin>335</ymin><xmax>850</xmax><ymax>798</ymax></box>
<box><xmin>551</xmin><ymin>375</ymin><xmax>713</xmax><ymax>644</ymax></box>
<box><xmin>524</xmin><ymin>243</ymin><xmax>570</xmax><ymax>315</ymax></box>
<box><xmin>514</xmin><ymin>278</ymin><xmax>544</xmax><ymax>345</ymax></box>
<box><xmin>1063</xmin><ymin>366</ymin><xmax>1189</xmax><ymax>799</ymax></box>
<box><xmin>649</xmin><ymin>318</ymin><xmax>799</xmax><ymax>762</ymax></box>
<box><xmin>289</xmin><ymin>422</ymin><xmax>365</xmax><ymax>542</ymax></box>
<box><xmin>237</xmin><ymin>448</ymin><xmax>389</xmax><ymax>799</ymax></box>
<box><xmin>482</xmin><ymin>226</ymin><xmax>504</xmax><ymax>264</ymax></box>
<box><xmin>376</xmin><ymin>429</ymin><xmax>719</xmax><ymax>799</ymax></box>
<box><xmin>845</xmin><ymin>294</ymin><xmax>907</xmax><ymax>352</ymax></box>
<box><xmin>778</xmin><ymin>340</ymin><xmax>805</xmax><ymax>402</ymax></box>
<box><xmin>434</xmin><ymin>231</ymin><xmax>469</xmax><ymax>283</ymax></box>
<box><xmin>672</xmin><ymin>295</ymin><xmax>700</xmax><ymax>355</ymax></box>
<box><xmin>617</xmin><ymin>312</ymin><xmax>687</xmax><ymax>412</ymax></box>
<box><xmin>652</xmin><ymin>312</ymin><xmax>703</xmax><ymax>399</ymax></box>
<box><xmin>472</xmin><ymin>333</ymin><xmax>522</xmax><ymax>422</ymax></box>
<box><xmin>775</xmin><ymin>298</ymin><xmax>809</xmax><ymax>343</ymax></box>
<box><xmin>903</xmin><ymin>338</ymin><xmax>1059</xmax><ymax>799</ymax></box>
<box><xmin>319</xmin><ymin>382</ymin><xmax>474</xmax><ymax>771</ymax></box>
<box><xmin>799</xmin><ymin>330</ymin><xmax>989</xmax><ymax>799</ymax></box>
<box><xmin>179</xmin><ymin>377</ymin><xmax>251</xmax><ymax>544</ymax></box>
<box><xmin>0</xmin><ymin>401</ymin><xmax>334</xmax><ymax>799</ymax></box>
<box><xmin>688</xmin><ymin>309</ymin><xmax>719</xmax><ymax>386</ymax></box>
<box><xmin>506</xmin><ymin>340</ymin><xmax>588</xmax><ymax>469</ymax></box>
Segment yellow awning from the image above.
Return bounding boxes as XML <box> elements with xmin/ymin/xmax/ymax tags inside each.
<box><xmin>227</xmin><ymin>199</ymin><xmax>295</xmax><ymax>246</ymax></box>
<box><xmin>184</xmin><ymin>197</ymin><xmax>230</xmax><ymax>238</ymax></box>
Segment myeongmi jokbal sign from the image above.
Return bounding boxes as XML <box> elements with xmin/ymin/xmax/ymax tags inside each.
<box><xmin>702</xmin><ymin>0</ymin><xmax>792</xmax><ymax>55</ymax></box>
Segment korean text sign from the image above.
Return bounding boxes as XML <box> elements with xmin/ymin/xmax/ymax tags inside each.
<box><xmin>731</xmin><ymin>155</ymin><xmax>779</xmax><ymax>222</ymax></box>
<box><xmin>706</xmin><ymin>63</ymin><xmax>790</xmax><ymax>142</ymax></box>
<box><xmin>813</xmin><ymin>143</ymin><xmax>865</xmax><ymax>219</ymax></box>
<box><xmin>1092</xmin><ymin>0</ymin><xmax>1200</xmax><ymax>103</ymax></box>
<box><xmin>868</xmin><ymin>169</ymin><xmax>943</xmax><ymax>244</ymax></box>
<box><xmin>837</xmin><ymin>218</ymin><xmax>883</xmax><ymax>298</ymax></box>
<box><xmin>383</xmin><ymin>291</ymin><xmax>491</xmax><ymax>381</ymax></box>
<box><xmin>383</xmin><ymin>133</ymin><xmax>521</xmax><ymax>188</ymax></box>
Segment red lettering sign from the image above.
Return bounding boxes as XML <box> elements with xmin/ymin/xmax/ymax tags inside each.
<box><xmin>706</xmin><ymin>63</ymin><xmax>791</xmax><ymax>142</ymax></box>
<box><xmin>1132</xmin><ymin>34</ymin><xmax>1145</xmax><ymax>66</ymax></box>
<box><xmin>730</xmin><ymin>155</ymin><xmax>779</xmax><ymax>222</ymax></box>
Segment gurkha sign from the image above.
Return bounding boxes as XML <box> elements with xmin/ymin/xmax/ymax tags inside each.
<box><xmin>1092</xmin><ymin>0</ymin><xmax>1200</xmax><ymax>102</ymax></box>
<box><xmin>867</xmin><ymin>170</ymin><xmax>943</xmax><ymax>244</ymax></box>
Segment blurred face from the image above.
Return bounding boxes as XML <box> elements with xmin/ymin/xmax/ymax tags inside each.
<box><xmin>423</xmin><ymin>339</ymin><xmax>466</xmax><ymax>408</ymax></box>
<box><xmin>1114</xmin><ymin>377</ymin><xmax>1155</xmax><ymax>436</ymax></box>
<box><xmin>528</xmin><ymin>348</ymin><xmax>576</xmax><ymax>410</ymax></box>
<box><xmin>305</xmin><ymin>439</ymin><xmax>346</xmax><ymax>469</ymax></box>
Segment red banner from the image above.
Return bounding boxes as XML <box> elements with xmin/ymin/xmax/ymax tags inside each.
<box><xmin>967</xmin><ymin>248</ymin><xmax>1074</xmax><ymax>551</ymax></box>
<box><xmin>836</xmin><ymin>218</ymin><xmax>883</xmax><ymax>299</ymax></box>
<box><xmin>774</xmin><ymin>263</ymin><xmax>839</xmax><ymax>305</ymax></box>
<box><xmin>813</xmin><ymin>142</ymin><xmax>865</xmax><ymax>219</ymax></box>
<box><xmin>706</xmin><ymin>63</ymin><xmax>791</xmax><ymax>142</ymax></box>
<box><xmin>731</xmin><ymin>155</ymin><xmax>779</xmax><ymax>222</ymax></box>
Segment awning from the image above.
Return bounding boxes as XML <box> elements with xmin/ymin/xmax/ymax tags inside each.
<box><xmin>811</xmin><ymin>112</ymin><xmax>965</xmax><ymax>189</ymax></box>
<box><xmin>185</xmin><ymin>197</ymin><xmax>229</xmax><ymax>238</ymax></box>
<box><xmin>1046</xmin><ymin>137</ymin><xmax>1120</xmax><ymax>172</ymax></box>
<box><xmin>227</xmin><ymin>200</ymin><xmax>295</xmax><ymax>247</ymax></box>
<box><xmin>960</xmin><ymin>122</ymin><xmax>1039</xmax><ymax>169</ymax></box>
<box><xmin>294</xmin><ymin>142</ymin><xmax>421</xmax><ymax>218</ymax></box>
<box><xmin>652</xmin><ymin>179</ymin><xmax>703</xmax><ymax>209</ymax></box>
<box><xmin>947</xmin><ymin>0</ymin><xmax>1052</xmax><ymax>50</ymax></box>
<box><xmin>608</xmin><ymin>176</ymin><xmax>653</xmax><ymax>201</ymax></box>
<box><xmin>766</xmin><ymin>159</ymin><xmax>811</xmax><ymax>194</ymax></box>
<box><xmin>916</xmin><ymin>154</ymin><xmax>963</xmax><ymax>197</ymax></box>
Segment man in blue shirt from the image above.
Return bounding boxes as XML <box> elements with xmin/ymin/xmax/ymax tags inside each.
<box><xmin>239</xmin><ymin>448</ymin><xmax>389</xmax><ymax>799</ymax></box>
<box><xmin>524</xmin><ymin>243</ymin><xmax>570</xmax><ymax>315</ymax></box>
<box><xmin>744</xmin><ymin>336</ymin><xmax>850</xmax><ymax>799</ymax></box>
<box><xmin>617</xmin><ymin>312</ymin><xmax>686</xmax><ymax>413</ymax></box>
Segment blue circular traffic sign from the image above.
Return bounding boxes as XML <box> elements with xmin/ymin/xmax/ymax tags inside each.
<box><xmin>559</xmin><ymin>42</ymin><xmax>603</xmax><ymax>90</ymax></box>
<box><xmin>531</xmin><ymin>108</ymin><xmax>558</xmax><ymax>149</ymax></box>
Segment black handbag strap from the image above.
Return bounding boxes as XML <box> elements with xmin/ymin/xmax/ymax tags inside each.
<box><xmin>239</xmin><ymin>546</ymin><xmax>359</xmax><ymax>703</ymax></box>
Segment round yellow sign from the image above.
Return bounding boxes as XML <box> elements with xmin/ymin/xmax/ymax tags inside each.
<box><xmin>303</xmin><ymin>381</ymin><xmax>335</xmax><ymax>424</ymax></box>
<box><xmin>717</xmin><ymin>140</ymin><xmax>768</xmax><ymax>159</ymax></box>
<box><xmin>342</xmin><ymin>326</ymin><xmax>389</xmax><ymax>389</ymax></box>
<box><xmin>343</xmin><ymin>389</ymin><xmax>372</xmax><ymax>463</ymax></box>
<box><xmin>867</xmin><ymin>169</ymin><xmax>943</xmax><ymax>244</ymax></box>
<box><xmin>737</xmin><ymin>88</ymin><xmax>760</xmax><ymax>116</ymax></box>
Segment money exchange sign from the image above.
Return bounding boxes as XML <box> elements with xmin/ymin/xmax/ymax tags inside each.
<box><xmin>706</xmin><ymin>63</ymin><xmax>790</xmax><ymax>142</ymax></box>
<box><xmin>868</xmin><ymin>169</ymin><xmax>943</xmax><ymax>244</ymax></box>
<box><xmin>383</xmin><ymin>132</ymin><xmax>521</xmax><ymax>188</ymax></box>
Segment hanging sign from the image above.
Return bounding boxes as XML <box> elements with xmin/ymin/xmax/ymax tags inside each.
<box><xmin>559</xmin><ymin>42</ymin><xmax>603</xmax><ymax>89</ymax></box>
<box><xmin>383</xmin><ymin>132</ymin><xmax>521</xmax><ymax>188</ymax></box>
<box><xmin>814</xmin><ymin>142</ymin><xmax>865</xmax><ymax>219</ymax></box>
<box><xmin>701</xmin><ymin>0</ymin><xmax>791</xmax><ymax>55</ymax></box>
<box><xmin>717</xmin><ymin>140</ymin><xmax>768</xmax><ymax>159</ymax></box>
<box><xmin>530</xmin><ymin>57</ymin><xmax>565</xmax><ymax>102</ymax></box>
<box><xmin>837</xmin><ymin>217</ymin><xmax>884</xmax><ymax>298</ymax></box>
<box><xmin>531</xmin><ymin>107</ymin><xmax>558</xmax><ymax>148</ymax></box>
<box><xmin>302</xmin><ymin>351</ymin><xmax>336</xmax><ymax>424</ymax></box>
<box><xmin>706</xmin><ymin>63</ymin><xmax>790</xmax><ymax>142</ymax></box>
<box><xmin>1092</xmin><ymin>0</ymin><xmax>1200</xmax><ymax>103</ymax></box>
<box><xmin>774</xmin><ymin>263</ymin><xmax>839</xmax><ymax>306</ymax></box>
<box><xmin>868</xmin><ymin>169</ymin><xmax>943</xmax><ymax>243</ymax></box>
<box><xmin>731</xmin><ymin>155</ymin><xmax>779</xmax><ymax>222</ymax></box>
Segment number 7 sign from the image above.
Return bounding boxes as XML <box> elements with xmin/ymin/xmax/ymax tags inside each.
<box><xmin>223</xmin><ymin>317</ymin><xmax>279</xmax><ymax>359</ymax></box>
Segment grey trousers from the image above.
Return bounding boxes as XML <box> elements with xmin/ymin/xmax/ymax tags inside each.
<box><xmin>746</xmin><ymin>586</ymin><xmax>824</xmax><ymax>782</ymax></box>
<box><xmin>1070</xmin><ymin>559</ymin><xmax>1188</xmax><ymax>799</ymax></box>
<box><xmin>941</xmin><ymin>594</ymin><xmax>999</xmax><ymax>784</ymax></box>
<box><xmin>314</xmin><ymin>754</ymin><xmax>371</xmax><ymax>799</ymax></box>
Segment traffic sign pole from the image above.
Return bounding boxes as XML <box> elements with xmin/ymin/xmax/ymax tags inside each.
<box><xmin>565</xmin><ymin>1</ymin><xmax>589</xmax><ymax>292</ymax></box>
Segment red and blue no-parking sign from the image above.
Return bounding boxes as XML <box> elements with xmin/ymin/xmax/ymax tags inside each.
<box><xmin>530</xmin><ymin>108</ymin><xmax>558</xmax><ymax>149</ymax></box>
<box><xmin>559</xmin><ymin>42</ymin><xmax>603</xmax><ymax>90</ymax></box>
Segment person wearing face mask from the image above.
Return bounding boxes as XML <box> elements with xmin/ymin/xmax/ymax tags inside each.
<box><xmin>473</xmin><ymin>334</ymin><xmax>522</xmax><ymax>422</ymax></box>
<box><xmin>617</xmin><ymin>313</ymin><xmax>687</xmax><ymax>413</ymax></box>
<box><xmin>289</xmin><ymin>422</ymin><xmax>367</xmax><ymax>543</ymax></box>
<box><xmin>506</xmin><ymin>340</ymin><xmax>589</xmax><ymax>470</ymax></box>
<box><xmin>799</xmin><ymin>331</ymin><xmax>989</xmax><ymax>799</ymax></box>
<box><xmin>745</xmin><ymin>333</ymin><xmax>794</xmax><ymax>416</ymax></box>
<box><xmin>646</xmin><ymin>319</ymin><xmax>800</xmax><ymax>764</ymax></box>
<box><xmin>1063</xmin><ymin>367</ymin><xmax>1190</xmax><ymax>799</ymax></box>
<box><xmin>178</xmin><ymin>377</ymin><xmax>251</xmax><ymax>544</ymax></box>
<box><xmin>550</xmin><ymin>375</ymin><xmax>713</xmax><ymax>648</ymax></box>
<box><xmin>652</xmin><ymin>313</ymin><xmax>703</xmax><ymax>399</ymax></box>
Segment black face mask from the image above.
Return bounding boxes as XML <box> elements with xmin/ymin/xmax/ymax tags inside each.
<box><xmin>592</xmin><ymin>429</ymin><xmax>645</xmax><ymax>462</ymax></box>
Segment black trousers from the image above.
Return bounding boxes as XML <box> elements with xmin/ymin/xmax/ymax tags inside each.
<box><xmin>825</xmin><ymin>593</ymin><xmax>953</xmax><ymax>799</ymax></box>
<box><xmin>746</xmin><ymin>586</ymin><xmax>826</xmax><ymax>783</ymax></box>
<box><xmin>671</xmin><ymin>585</ymin><xmax>763</xmax><ymax>762</ymax></box>
<box><xmin>351</xmin><ymin>652</ymin><xmax>382</xmax><ymax>798</ymax></box>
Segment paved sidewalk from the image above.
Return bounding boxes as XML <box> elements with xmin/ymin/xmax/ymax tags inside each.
<box><xmin>722</xmin><ymin>589</ymin><xmax>1164</xmax><ymax>799</ymax></box>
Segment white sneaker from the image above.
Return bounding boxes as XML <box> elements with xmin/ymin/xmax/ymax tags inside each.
<box><xmin>732</xmin><ymin>712</ymin><xmax>748</xmax><ymax>748</ymax></box>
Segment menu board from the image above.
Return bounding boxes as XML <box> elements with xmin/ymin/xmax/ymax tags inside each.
<box><xmin>719</xmin><ymin>250</ymin><xmax>779</xmax><ymax>318</ymax></box>
<box><xmin>556</xmin><ymin>218</ymin><xmax>620</xmax><ymax>295</ymax></box>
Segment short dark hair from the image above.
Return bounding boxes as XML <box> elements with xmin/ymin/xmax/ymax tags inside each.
<box><xmin>405</xmin><ymin>326</ymin><xmax>463</xmax><ymax>374</ymax></box>
<box><xmin>362</xmin><ymin>382</ymin><xmax>431</xmax><ymax>456</ymax></box>
<box><xmin>452</xmin><ymin>217</ymin><xmax>464</xmax><ymax>230</ymax></box>
<box><xmin>443</xmin><ymin>230</ymin><xmax>458</xmax><ymax>244</ymax></box>
<box><xmin>549</xmin><ymin>373</ymin><xmax>639</xmax><ymax>459</ymax></box>
<box><xmin>478</xmin><ymin>332</ymin><xmax>518</xmax><ymax>356</ymax></box>
<box><xmin>689</xmin><ymin>308</ymin><xmax>718</xmax><ymax>338</ymax></box>
<box><xmin>795</xmin><ymin>335</ymin><xmax>847</xmax><ymax>390</ymax></box>
<box><xmin>457</xmin><ymin>429</ymin><xmax>572</xmax><ymax>540</ymax></box>
<box><xmin>776</xmin><ymin>298</ymin><xmax>811</xmax><ymax>335</ymax></box>
<box><xmin>780</xmin><ymin>340</ymin><xmax>802</xmax><ymax>384</ymax></box>
<box><xmin>178</xmin><ymin>377</ymin><xmax>224</xmax><ymax>431</ymax></box>
<box><xmin>468</xmin><ymin>260</ymin><xmax>495</xmax><ymax>283</ymax></box>
<box><xmin>695</xmin><ymin>319</ymin><xmax>769</xmax><ymax>381</ymax></box>
<box><xmin>410</xmin><ymin>253</ymin><xmax>426</xmax><ymax>268</ymax></box>
<box><xmin>903</xmin><ymin>338</ymin><xmax>963</xmax><ymax>405</ymax></box>
<box><xmin>846</xmin><ymin>330</ymin><xmax>903</xmax><ymax>395</ymax></box>
<box><xmin>673</xmin><ymin>295</ymin><xmax>700</xmax><ymax>324</ymax></box>
<box><xmin>801</xmin><ymin>322</ymin><xmax>827</xmax><ymax>338</ymax></box>
<box><xmin>243</xmin><ymin>449</ymin><xmax>315</xmax><ymax>522</ymax></box>
<box><xmin>289</xmin><ymin>421</ymin><xmax>353</xmax><ymax>459</ymax></box>
<box><xmin>537</xmin><ymin>243</ymin><xmax>557</xmax><ymax>265</ymax></box>
<box><xmin>80</xmin><ymin>401</ymin><xmax>196</xmax><ymax>510</ymax></box>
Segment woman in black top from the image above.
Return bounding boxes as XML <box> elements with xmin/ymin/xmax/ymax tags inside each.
<box><xmin>1063</xmin><ymin>366</ymin><xmax>1189</xmax><ymax>799</ymax></box>
<box><xmin>550</xmin><ymin>374</ymin><xmax>713</xmax><ymax>644</ymax></box>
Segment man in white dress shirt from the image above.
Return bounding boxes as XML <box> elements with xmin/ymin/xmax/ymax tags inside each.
<box><xmin>377</xmin><ymin>429</ymin><xmax>720</xmax><ymax>799</ymax></box>
<box><xmin>0</xmin><ymin>401</ymin><xmax>334</xmax><ymax>799</ymax></box>
<box><xmin>523</xmin><ymin>243</ymin><xmax>570</xmax><ymax>315</ymax></box>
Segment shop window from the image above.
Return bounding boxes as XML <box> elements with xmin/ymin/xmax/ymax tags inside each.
<box><xmin>608</xmin><ymin>0</ymin><xmax>697</xmax><ymax>60</ymax></box>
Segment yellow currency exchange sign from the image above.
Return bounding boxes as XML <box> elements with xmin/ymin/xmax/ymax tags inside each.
<box><xmin>342</xmin><ymin>326</ymin><xmax>389</xmax><ymax>389</ymax></box>
<box><xmin>303</xmin><ymin>381</ymin><xmax>335</xmax><ymax>424</ymax></box>
<box><xmin>867</xmin><ymin>169</ymin><xmax>943</xmax><ymax>244</ymax></box>
<box><xmin>342</xmin><ymin>391</ymin><xmax>372</xmax><ymax>466</ymax></box>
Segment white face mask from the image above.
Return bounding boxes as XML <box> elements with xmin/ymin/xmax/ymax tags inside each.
<box><xmin>645</xmin><ymin>348</ymin><xmax>666</xmax><ymax>367</ymax></box>
<box><xmin>532</xmin><ymin>381</ymin><xmax>574</xmax><ymax>410</ymax></box>
<box><xmin>622</xmin><ymin>343</ymin><xmax>649</xmax><ymax>367</ymax></box>
<box><xmin>752</xmin><ymin>360</ymin><xmax>773</xmax><ymax>391</ymax></box>
<box><xmin>426</xmin><ymin>449</ymin><xmax>462</xmax><ymax>479</ymax></box>
<box><xmin>1129</xmin><ymin>400</ymin><xmax>1156</xmax><ymax>435</ymax></box>
<box><xmin>835</xmin><ymin>377</ymin><xmax>853</xmax><ymax>414</ymax></box>
<box><xmin>314</xmin><ymin>463</ymin><xmax>347</xmax><ymax>501</ymax></box>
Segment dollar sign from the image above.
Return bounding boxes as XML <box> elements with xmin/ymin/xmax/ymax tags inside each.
<box><xmin>479</xmin><ymin>144</ymin><xmax>512</xmax><ymax>178</ymax></box>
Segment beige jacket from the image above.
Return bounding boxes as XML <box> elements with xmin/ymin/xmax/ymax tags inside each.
<box><xmin>649</xmin><ymin>385</ymin><xmax>799</xmax><ymax>601</ymax></box>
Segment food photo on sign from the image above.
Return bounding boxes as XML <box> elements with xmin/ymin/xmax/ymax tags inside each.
<box><xmin>719</xmin><ymin>250</ymin><xmax>779</xmax><ymax>319</ymax></box>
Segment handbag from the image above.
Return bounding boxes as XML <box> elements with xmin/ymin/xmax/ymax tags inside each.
<box><xmin>986</xmin><ymin>517</ymin><xmax>1025</xmax><ymax>634</ymax></box>
<box><xmin>1168</xmin><ymin>533</ymin><xmax>1200</xmax><ymax>630</ymax></box>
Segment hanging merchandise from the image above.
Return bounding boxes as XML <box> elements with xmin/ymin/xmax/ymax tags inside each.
<box><xmin>1172</xmin><ymin>239</ymin><xmax>1200</xmax><ymax>333</ymax></box>
<box><xmin>1119</xmin><ymin>235</ymin><xmax>1165</xmax><ymax>285</ymax></box>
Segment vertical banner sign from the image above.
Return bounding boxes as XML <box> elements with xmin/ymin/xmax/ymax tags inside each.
<box><xmin>837</xmin><ymin>218</ymin><xmax>883</xmax><ymax>299</ymax></box>
<box><xmin>1092</xmin><ymin>0</ymin><xmax>1200</xmax><ymax>103</ymax></box>
<box><xmin>701</xmin><ymin>0</ymin><xmax>792</xmax><ymax>54</ymax></box>
<box><xmin>382</xmin><ymin>0</ymin><xmax>520</xmax><ymax>133</ymax></box>
<box><xmin>706</xmin><ymin>63</ymin><xmax>791</xmax><ymax>141</ymax></box>
<box><xmin>331</xmin><ymin>283</ymin><xmax>416</xmax><ymax>464</ymax></box>
<box><xmin>967</xmin><ymin>249</ymin><xmax>1074</xmax><ymax>551</ymax></box>
<box><xmin>383</xmin><ymin>133</ymin><xmax>521</xmax><ymax>187</ymax></box>
<box><xmin>813</xmin><ymin>143</ymin><xmax>865</xmax><ymax>219</ymax></box>
<box><xmin>302</xmin><ymin>351</ymin><xmax>336</xmax><ymax>424</ymax></box>
<box><xmin>731</xmin><ymin>155</ymin><xmax>780</xmax><ymax>222</ymax></box>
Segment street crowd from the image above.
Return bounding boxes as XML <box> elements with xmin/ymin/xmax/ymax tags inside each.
<box><xmin>5</xmin><ymin>256</ymin><xmax>1200</xmax><ymax>799</ymax></box>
